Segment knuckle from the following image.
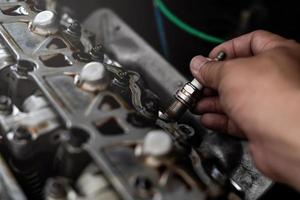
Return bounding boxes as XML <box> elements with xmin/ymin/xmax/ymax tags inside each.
<box><xmin>214</xmin><ymin>116</ymin><xmax>227</xmax><ymax>131</ymax></box>
<box><xmin>286</xmin><ymin>39</ymin><xmax>298</xmax><ymax>46</ymax></box>
<box><xmin>200</xmin><ymin>63</ymin><xmax>212</xmax><ymax>85</ymax></box>
<box><xmin>206</xmin><ymin>98</ymin><xmax>220</xmax><ymax>112</ymax></box>
<box><xmin>252</xmin><ymin>29</ymin><xmax>269</xmax><ymax>37</ymax></box>
<box><xmin>213</xmin><ymin>99</ymin><xmax>219</xmax><ymax>111</ymax></box>
<box><xmin>227</xmin><ymin>120</ymin><xmax>238</xmax><ymax>135</ymax></box>
<box><xmin>262</xmin><ymin>46</ymin><xmax>293</xmax><ymax>64</ymax></box>
<box><xmin>190</xmin><ymin>55</ymin><xmax>210</xmax><ymax>81</ymax></box>
<box><xmin>252</xmin><ymin>29</ymin><xmax>275</xmax><ymax>38</ymax></box>
<box><xmin>190</xmin><ymin>55</ymin><xmax>202</xmax><ymax>66</ymax></box>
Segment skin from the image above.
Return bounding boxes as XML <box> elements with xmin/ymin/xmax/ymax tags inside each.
<box><xmin>190</xmin><ymin>30</ymin><xmax>300</xmax><ymax>190</ymax></box>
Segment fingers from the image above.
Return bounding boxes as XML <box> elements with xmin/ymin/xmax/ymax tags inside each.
<box><xmin>194</xmin><ymin>97</ymin><xmax>223</xmax><ymax>114</ymax></box>
<box><xmin>201</xmin><ymin>113</ymin><xmax>244</xmax><ymax>137</ymax></box>
<box><xmin>209</xmin><ymin>30</ymin><xmax>287</xmax><ymax>59</ymax></box>
<box><xmin>190</xmin><ymin>55</ymin><xmax>225</xmax><ymax>89</ymax></box>
<box><xmin>202</xmin><ymin>87</ymin><xmax>218</xmax><ymax>97</ymax></box>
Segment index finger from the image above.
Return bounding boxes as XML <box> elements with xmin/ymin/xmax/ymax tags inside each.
<box><xmin>209</xmin><ymin>30</ymin><xmax>287</xmax><ymax>59</ymax></box>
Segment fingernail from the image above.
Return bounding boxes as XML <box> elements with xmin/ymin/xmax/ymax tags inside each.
<box><xmin>190</xmin><ymin>56</ymin><xmax>211</xmax><ymax>74</ymax></box>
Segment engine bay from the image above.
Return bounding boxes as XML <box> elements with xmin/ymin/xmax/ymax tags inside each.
<box><xmin>0</xmin><ymin>1</ymin><xmax>272</xmax><ymax>200</ymax></box>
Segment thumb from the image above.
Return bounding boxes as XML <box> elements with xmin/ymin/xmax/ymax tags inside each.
<box><xmin>190</xmin><ymin>55</ymin><xmax>224</xmax><ymax>89</ymax></box>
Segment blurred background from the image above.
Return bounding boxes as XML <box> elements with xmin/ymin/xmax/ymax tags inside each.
<box><xmin>61</xmin><ymin>0</ymin><xmax>300</xmax><ymax>77</ymax></box>
<box><xmin>57</xmin><ymin>0</ymin><xmax>300</xmax><ymax>199</ymax></box>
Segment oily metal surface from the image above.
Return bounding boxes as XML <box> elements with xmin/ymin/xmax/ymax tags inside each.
<box><xmin>0</xmin><ymin>1</ymin><xmax>272</xmax><ymax>200</ymax></box>
<box><xmin>83</xmin><ymin>9</ymin><xmax>272</xmax><ymax>200</ymax></box>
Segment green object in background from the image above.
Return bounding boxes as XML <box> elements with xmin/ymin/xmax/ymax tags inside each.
<box><xmin>154</xmin><ymin>0</ymin><xmax>225</xmax><ymax>44</ymax></box>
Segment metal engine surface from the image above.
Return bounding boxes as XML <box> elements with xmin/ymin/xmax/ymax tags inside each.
<box><xmin>0</xmin><ymin>1</ymin><xmax>271</xmax><ymax>200</ymax></box>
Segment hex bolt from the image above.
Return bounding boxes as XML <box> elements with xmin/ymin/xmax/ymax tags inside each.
<box><xmin>0</xmin><ymin>95</ymin><xmax>13</xmax><ymax>115</ymax></box>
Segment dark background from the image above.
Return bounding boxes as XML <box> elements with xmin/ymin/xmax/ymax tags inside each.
<box><xmin>61</xmin><ymin>0</ymin><xmax>300</xmax><ymax>199</ymax></box>
<box><xmin>64</xmin><ymin>0</ymin><xmax>300</xmax><ymax>77</ymax></box>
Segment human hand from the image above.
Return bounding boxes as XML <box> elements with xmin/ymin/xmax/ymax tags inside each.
<box><xmin>190</xmin><ymin>30</ymin><xmax>300</xmax><ymax>190</ymax></box>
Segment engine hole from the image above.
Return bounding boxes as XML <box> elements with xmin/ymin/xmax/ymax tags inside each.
<box><xmin>98</xmin><ymin>95</ymin><xmax>121</xmax><ymax>111</ymax></box>
<box><xmin>68</xmin><ymin>128</ymin><xmax>90</xmax><ymax>148</ymax></box>
<box><xmin>47</xmin><ymin>38</ymin><xmax>67</xmax><ymax>50</ymax></box>
<box><xmin>40</xmin><ymin>54</ymin><xmax>72</xmax><ymax>68</ymax></box>
<box><xmin>95</xmin><ymin>118</ymin><xmax>124</xmax><ymax>136</ymax></box>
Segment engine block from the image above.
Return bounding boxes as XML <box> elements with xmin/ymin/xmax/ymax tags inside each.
<box><xmin>0</xmin><ymin>1</ymin><xmax>271</xmax><ymax>200</ymax></box>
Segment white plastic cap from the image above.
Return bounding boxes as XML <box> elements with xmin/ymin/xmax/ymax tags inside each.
<box><xmin>191</xmin><ymin>79</ymin><xmax>203</xmax><ymax>90</ymax></box>
<box><xmin>143</xmin><ymin>130</ymin><xmax>173</xmax><ymax>157</ymax></box>
<box><xmin>80</xmin><ymin>62</ymin><xmax>107</xmax><ymax>83</ymax></box>
<box><xmin>31</xmin><ymin>10</ymin><xmax>59</xmax><ymax>35</ymax></box>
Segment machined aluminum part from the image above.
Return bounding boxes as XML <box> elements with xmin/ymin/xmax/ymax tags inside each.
<box><xmin>0</xmin><ymin>1</ymin><xmax>272</xmax><ymax>200</ymax></box>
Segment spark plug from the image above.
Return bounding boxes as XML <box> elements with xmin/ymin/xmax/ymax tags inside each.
<box><xmin>161</xmin><ymin>52</ymin><xmax>226</xmax><ymax>121</ymax></box>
